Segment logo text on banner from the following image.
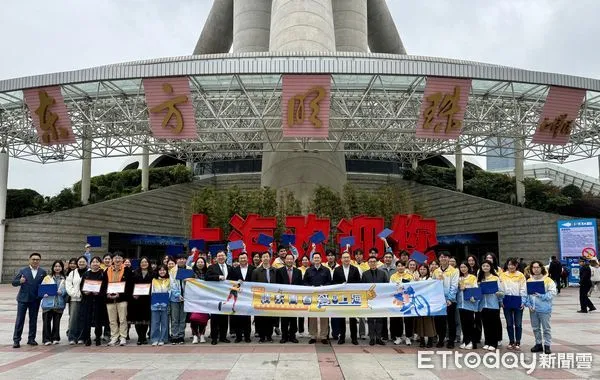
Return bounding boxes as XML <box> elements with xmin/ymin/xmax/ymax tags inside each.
<box><xmin>23</xmin><ymin>86</ymin><xmax>76</xmax><ymax>145</ymax></box>
<box><xmin>143</xmin><ymin>77</ymin><xmax>197</xmax><ymax>139</ymax></box>
<box><xmin>184</xmin><ymin>279</ymin><xmax>447</xmax><ymax>318</ymax></box>
<box><xmin>532</xmin><ymin>86</ymin><xmax>585</xmax><ymax>145</ymax></box>
<box><xmin>416</xmin><ymin>77</ymin><xmax>472</xmax><ymax>140</ymax></box>
<box><xmin>282</xmin><ymin>75</ymin><xmax>331</xmax><ymax>138</ymax></box>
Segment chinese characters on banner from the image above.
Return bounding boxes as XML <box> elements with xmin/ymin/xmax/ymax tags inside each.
<box><xmin>282</xmin><ymin>75</ymin><xmax>331</xmax><ymax>138</ymax></box>
<box><xmin>23</xmin><ymin>86</ymin><xmax>76</xmax><ymax>145</ymax></box>
<box><xmin>532</xmin><ymin>86</ymin><xmax>585</xmax><ymax>145</ymax></box>
<box><xmin>143</xmin><ymin>77</ymin><xmax>197</xmax><ymax>139</ymax></box>
<box><xmin>416</xmin><ymin>77</ymin><xmax>472</xmax><ymax>140</ymax></box>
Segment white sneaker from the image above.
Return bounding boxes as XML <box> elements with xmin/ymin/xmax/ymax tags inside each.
<box><xmin>152</xmin><ymin>341</ymin><xmax>158</xmax><ymax>346</ymax></box>
<box><xmin>52</xmin><ymin>341</ymin><xmax>59</xmax><ymax>345</ymax></box>
<box><xmin>394</xmin><ymin>337</ymin><xmax>402</xmax><ymax>345</ymax></box>
<box><xmin>459</xmin><ymin>343</ymin><xmax>466</xmax><ymax>349</ymax></box>
<box><xmin>119</xmin><ymin>338</ymin><xmax>126</xmax><ymax>346</ymax></box>
<box><xmin>158</xmin><ymin>342</ymin><xmax>164</xmax><ymax>346</ymax></box>
<box><xmin>482</xmin><ymin>345</ymin><xmax>490</xmax><ymax>350</ymax></box>
<box><xmin>487</xmin><ymin>346</ymin><xmax>496</xmax><ymax>351</ymax></box>
<box><xmin>68</xmin><ymin>341</ymin><xmax>75</xmax><ymax>345</ymax></box>
<box><xmin>405</xmin><ymin>337</ymin><xmax>411</xmax><ymax>346</ymax></box>
<box><xmin>192</xmin><ymin>336</ymin><xmax>199</xmax><ymax>344</ymax></box>
<box><xmin>200</xmin><ymin>335</ymin><xmax>206</xmax><ymax>343</ymax></box>
<box><xmin>44</xmin><ymin>342</ymin><xmax>52</xmax><ymax>346</ymax></box>
<box><xmin>77</xmin><ymin>340</ymin><xmax>84</xmax><ymax>344</ymax></box>
<box><xmin>465</xmin><ymin>343</ymin><xmax>473</xmax><ymax>350</ymax></box>
<box><xmin>108</xmin><ymin>339</ymin><xmax>118</xmax><ymax>346</ymax></box>
<box><xmin>497</xmin><ymin>341</ymin><xmax>502</xmax><ymax>347</ymax></box>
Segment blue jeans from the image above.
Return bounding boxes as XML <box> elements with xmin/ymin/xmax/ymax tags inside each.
<box><xmin>170</xmin><ymin>302</ymin><xmax>186</xmax><ymax>339</ymax></box>
<box><xmin>13</xmin><ymin>301</ymin><xmax>41</xmax><ymax>343</ymax></box>
<box><xmin>503</xmin><ymin>307</ymin><xmax>523</xmax><ymax>344</ymax></box>
<box><xmin>530</xmin><ymin>311</ymin><xmax>551</xmax><ymax>346</ymax></box>
<box><xmin>151</xmin><ymin>310</ymin><xmax>169</xmax><ymax>344</ymax></box>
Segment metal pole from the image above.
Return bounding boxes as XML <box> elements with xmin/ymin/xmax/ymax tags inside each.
<box><xmin>81</xmin><ymin>138</ymin><xmax>92</xmax><ymax>204</ymax></box>
<box><xmin>455</xmin><ymin>144</ymin><xmax>463</xmax><ymax>192</ymax></box>
<box><xmin>141</xmin><ymin>145</ymin><xmax>149</xmax><ymax>192</ymax></box>
<box><xmin>0</xmin><ymin>150</ymin><xmax>8</xmax><ymax>282</ymax></box>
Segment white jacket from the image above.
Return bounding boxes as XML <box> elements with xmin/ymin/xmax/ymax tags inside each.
<box><xmin>591</xmin><ymin>266</ymin><xmax>600</xmax><ymax>282</ymax></box>
<box><xmin>65</xmin><ymin>270</ymin><xmax>83</xmax><ymax>301</ymax></box>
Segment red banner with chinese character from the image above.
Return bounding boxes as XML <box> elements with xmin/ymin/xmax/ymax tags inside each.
<box><xmin>143</xmin><ymin>77</ymin><xmax>197</xmax><ymax>140</ymax></box>
<box><xmin>23</xmin><ymin>86</ymin><xmax>76</xmax><ymax>145</ymax></box>
<box><xmin>416</xmin><ymin>77</ymin><xmax>472</xmax><ymax>140</ymax></box>
<box><xmin>282</xmin><ymin>75</ymin><xmax>331</xmax><ymax>138</ymax></box>
<box><xmin>532</xmin><ymin>86</ymin><xmax>585</xmax><ymax>145</ymax></box>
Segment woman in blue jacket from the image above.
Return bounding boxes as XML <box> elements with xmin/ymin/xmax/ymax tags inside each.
<box><xmin>41</xmin><ymin>260</ymin><xmax>67</xmax><ymax>345</ymax></box>
<box><xmin>525</xmin><ymin>260</ymin><xmax>557</xmax><ymax>354</ymax></box>
<box><xmin>477</xmin><ymin>260</ymin><xmax>503</xmax><ymax>351</ymax></box>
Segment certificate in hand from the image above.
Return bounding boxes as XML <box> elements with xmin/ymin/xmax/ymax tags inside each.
<box><xmin>106</xmin><ymin>281</ymin><xmax>126</xmax><ymax>294</ymax></box>
<box><xmin>82</xmin><ymin>280</ymin><xmax>102</xmax><ymax>293</ymax></box>
<box><xmin>133</xmin><ymin>283</ymin><xmax>151</xmax><ymax>296</ymax></box>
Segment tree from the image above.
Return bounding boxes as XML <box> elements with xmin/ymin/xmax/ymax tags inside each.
<box><xmin>561</xmin><ymin>184</ymin><xmax>583</xmax><ymax>201</ymax></box>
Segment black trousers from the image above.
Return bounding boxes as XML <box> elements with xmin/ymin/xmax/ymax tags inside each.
<box><xmin>233</xmin><ymin>315</ymin><xmax>251</xmax><ymax>340</ymax></box>
<box><xmin>80</xmin><ymin>297</ymin><xmax>103</xmax><ymax>342</ymax></box>
<box><xmin>280</xmin><ymin>317</ymin><xmax>298</xmax><ymax>339</ymax></box>
<box><xmin>42</xmin><ymin>310</ymin><xmax>62</xmax><ymax>343</ymax></box>
<box><xmin>458</xmin><ymin>309</ymin><xmax>475</xmax><ymax>346</ymax></box>
<box><xmin>474</xmin><ymin>311</ymin><xmax>482</xmax><ymax>344</ymax></box>
<box><xmin>256</xmin><ymin>316</ymin><xmax>274</xmax><ymax>338</ymax></box>
<box><xmin>335</xmin><ymin>317</ymin><xmax>357</xmax><ymax>341</ymax></box>
<box><xmin>210</xmin><ymin>314</ymin><xmax>229</xmax><ymax>341</ymax></box>
<box><xmin>481</xmin><ymin>308</ymin><xmax>501</xmax><ymax>348</ymax></box>
<box><xmin>381</xmin><ymin>318</ymin><xmax>389</xmax><ymax>339</ymax></box>
<box><xmin>12</xmin><ymin>300</ymin><xmax>40</xmax><ymax>343</ymax></box>
<box><xmin>135</xmin><ymin>324</ymin><xmax>149</xmax><ymax>343</ymax></box>
<box><xmin>367</xmin><ymin>318</ymin><xmax>383</xmax><ymax>340</ymax></box>
<box><xmin>580</xmin><ymin>284</ymin><xmax>596</xmax><ymax>311</ymax></box>
<box><xmin>435</xmin><ymin>302</ymin><xmax>457</xmax><ymax>343</ymax></box>
<box><xmin>551</xmin><ymin>277</ymin><xmax>561</xmax><ymax>293</ymax></box>
<box><xmin>298</xmin><ymin>317</ymin><xmax>305</xmax><ymax>333</ymax></box>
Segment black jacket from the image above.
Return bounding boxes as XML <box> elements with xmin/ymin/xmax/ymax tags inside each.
<box><xmin>303</xmin><ymin>265</ymin><xmax>332</xmax><ymax>286</ymax></box>
<box><xmin>205</xmin><ymin>263</ymin><xmax>233</xmax><ymax>281</ymax></box>
<box><xmin>101</xmin><ymin>266</ymin><xmax>134</xmax><ymax>303</ymax></box>
<box><xmin>549</xmin><ymin>260</ymin><xmax>562</xmax><ymax>279</ymax></box>
<box><xmin>361</xmin><ymin>268</ymin><xmax>388</xmax><ymax>284</ymax></box>
<box><xmin>580</xmin><ymin>264</ymin><xmax>592</xmax><ymax>286</ymax></box>
<box><xmin>251</xmin><ymin>266</ymin><xmax>277</xmax><ymax>284</ymax></box>
<box><xmin>230</xmin><ymin>265</ymin><xmax>255</xmax><ymax>282</ymax></box>
<box><xmin>276</xmin><ymin>266</ymin><xmax>303</xmax><ymax>286</ymax></box>
<box><xmin>332</xmin><ymin>265</ymin><xmax>361</xmax><ymax>284</ymax></box>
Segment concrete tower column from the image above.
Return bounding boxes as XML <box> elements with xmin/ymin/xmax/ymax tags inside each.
<box><xmin>455</xmin><ymin>144</ymin><xmax>464</xmax><ymax>192</ymax></box>
<box><xmin>0</xmin><ymin>150</ymin><xmax>8</xmax><ymax>282</ymax></box>
<box><xmin>81</xmin><ymin>138</ymin><xmax>92</xmax><ymax>205</ymax></box>
<box><xmin>264</xmin><ymin>0</ymin><xmax>346</xmax><ymax>206</ymax></box>
<box><xmin>232</xmin><ymin>0</ymin><xmax>271</xmax><ymax>52</ymax></box>
<box><xmin>515</xmin><ymin>138</ymin><xmax>525</xmax><ymax>205</ymax></box>
<box><xmin>141</xmin><ymin>146</ymin><xmax>149</xmax><ymax>192</ymax></box>
<box><xmin>367</xmin><ymin>0</ymin><xmax>407</xmax><ymax>54</ymax></box>
<box><xmin>332</xmin><ymin>0</ymin><xmax>368</xmax><ymax>52</ymax></box>
<box><xmin>193</xmin><ymin>0</ymin><xmax>234</xmax><ymax>54</ymax></box>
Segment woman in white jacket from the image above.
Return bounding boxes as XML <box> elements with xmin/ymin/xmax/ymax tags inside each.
<box><xmin>65</xmin><ymin>256</ymin><xmax>88</xmax><ymax>344</ymax></box>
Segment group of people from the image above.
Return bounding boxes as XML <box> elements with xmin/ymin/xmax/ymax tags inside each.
<box><xmin>11</xmin><ymin>240</ymin><xmax>594</xmax><ymax>355</ymax></box>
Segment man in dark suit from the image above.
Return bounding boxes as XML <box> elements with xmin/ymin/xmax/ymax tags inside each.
<box><xmin>304</xmin><ymin>251</ymin><xmax>332</xmax><ymax>344</ymax></box>
<box><xmin>251</xmin><ymin>251</ymin><xmax>277</xmax><ymax>342</ymax></box>
<box><xmin>205</xmin><ymin>251</ymin><xmax>233</xmax><ymax>345</ymax></box>
<box><xmin>12</xmin><ymin>252</ymin><xmax>47</xmax><ymax>348</ymax></box>
<box><xmin>332</xmin><ymin>251</ymin><xmax>361</xmax><ymax>345</ymax></box>
<box><xmin>229</xmin><ymin>251</ymin><xmax>254</xmax><ymax>342</ymax></box>
<box><xmin>276</xmin><ymin>253</ymin><xmax>303</xmax><ymax>343</ymax></box>
<box><xmin>362</xmin><ymin>256</ymin><xmax>388</xmax><ymax>346</ymax></box>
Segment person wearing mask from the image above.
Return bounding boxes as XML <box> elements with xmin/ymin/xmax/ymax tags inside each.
<box><xmin>477</xmin><ymin>260</ymin><xmax>503</xmax><ymax>351</ymax></box>
<box><xmin>80</xmin><ymin>256</ymin><xmax>106</xmax><ymax>346</ymax></box>
<box><xmin>101</xmin><ymin>252</ymin><xmax>133</xmax><ymax>347</ymax></box>
<box><xmin>457</xmin><ymin>262</ymin><xmax>479</xmax><ymax>350</ymax></box>
<box><xmin>362</xmin><ymin>256</ymin><xmax>388</xmax><ymax>346</ymax></box>
<box><xmin>65</xmin><ymin>256</ymin><xmax>87</xmax><ymax>344</ymax></box>
<box><xmin>230</xmin><ymin>249</ymin><xmax>255</xmax><ymax>343</ymax></box>
<box><xmin>128</xmin><ymin>257</ymin><xmax>152</xmax><ymax>345</ymax></box>
<box><xmin>548</xmin><ymin>256</ymin><xmax>563</xmax><ymax>295</ymax></box>
<box><xmin>331</xmin><ymin>251</ymin><xmax>361</xmax><ymax>345</ymax></box>
<box><xmin>251</xmin><ymin>251</ymin><xmax>278</xmax><ymax>343</ymax></box>
<box><xmin>414</xmin><ymin>265</ymin><xmax>436</xmax><ymax>348</ymax></box>
<box><xmin>41</xmin><ymin>260</ymin><xmax>67</xmax><ymax>345</ymax></box>
<box><xmin>525</xmin><ymin>260</ymin><xmax>557</xmax><ymax>354</ymax></box>
<box><xmin>205</xmin><ymin>250</ymin><xmax>233</xmax><ymax>345</ymax></box>
<box><xmin>151</xmin><ymin>265</ymin><xmax>171</xmax><ymax>346</ymax></box>
<box><xmin>577</xmin><ymin>257</ymin><xmax>596</xmax><ymax>313</ymax></box>
<box><xmin>276</xmin><ymin>253</ymin><xmax>303</xmax><ymax>343</ymax></box>
<box><xmin>390</xmin><ymin>261</ymin><xmax>414</xmax><ymax>346</ymax></box>
<box><xmin>12</xmin><ymin>252</ymin><xmax>47</xmax><ymax>348</ymax></box>
<box><xmin>432</xmin><ymin>251</ymin><xmax>459</xmax><ymax>348</ymax></box>
<box><xmin>500</xmin><ymin>257</ymin><xmax>527</xmax><ymax>350</ymax></box>
<box><xmin>304</xmin><ymin>251</ymin><xmax>332</xmax><ymax>344</ymax></box>
<box><xmin>190</xmin><ymin>257</ymin><xmax>209</xmax><ymax>344</ymax></box>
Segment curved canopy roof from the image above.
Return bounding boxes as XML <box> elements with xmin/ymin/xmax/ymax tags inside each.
<box><xmin>1</xmin><ymin>52</ymin><xmax>599</xmax><ymax>164</ymax></box>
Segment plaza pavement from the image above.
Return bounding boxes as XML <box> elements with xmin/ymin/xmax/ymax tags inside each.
<box><xmin>0</xmin><ymin>284</ymin><xmax>597</xmax><ymax>380</ymax></box>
